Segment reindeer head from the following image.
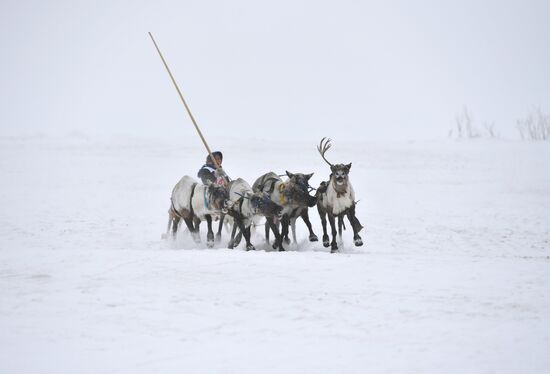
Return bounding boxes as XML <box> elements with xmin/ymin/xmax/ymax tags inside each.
<box><xmin>249</xmin><ymin>192</ymin><xmax>283</xmax><ymax>218</ymax></box>
<box><xmin>285</xmin><ymin>171</ymin><xmax>313</xmax><ymax>192</ymax></box>
<box><xmin>317</xmin><ymin>137</ymin><xmax>352</xmax><ymax>188</ymax></box>
<box><xmin>207</xmin><ymin>184</ymin><xmax>229</xmax><ymax>211</ymax></box>
<box><xmin>330</xmin><ymin>163</ymin><xmax>352</xmax><ymax>186</ymax></box>
<box><xmin>284</xmin><ymin>171</ymin><xmax>316</xmax><ymax>206</ymax></box>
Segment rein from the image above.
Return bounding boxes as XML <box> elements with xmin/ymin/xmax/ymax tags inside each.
<box><xmin>234</xmin><ymin>192</ymin><xmax>256</xmax><ymax>216</ymax></box>
<box><xmin>189</xmin><ymin>183</ymin><xmax>197</xmax><ymax>216</ymax></box>
<box><xmin>233</xmin><ymin>192</ymin><xmax>248</xmax><ymax>215</ymax></box>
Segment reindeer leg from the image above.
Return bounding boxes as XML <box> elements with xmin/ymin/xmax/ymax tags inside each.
<box><xmin>291</xmin><ymin>217</ymin><xmax>297</xmax><ymax>244</ymax></box>
<box><xmin>337</xmin><ymin>215</ymin><xmax>345</xmax><ymax>247</ymax></box>
<box><xmin>192</xmin><ymin>216</ymin><xmax>201</xmax><ymax>242</ymax></box>
<box><xmin>318</xmin><ymin>205</ymin><xmax>330</xmax><ymax>248</ymax></box>
<box><xmin>301</xmin><ymin>209</ymin><xmax>318</xmax><ymax>242</ymax></box>
<box><xmin>347</xmin><ymin>205</ymin><xmax>363</xmax><ymax>247</ymax></box>
<box><xmin>265</xmin><ymin>220</ymin><xmax>270</xmax><ymax>245</ymax></box>
<box><xmin>281</xmin><ymin>215</ymin><xmax>291</xmax><ymax>245</ymax></box>
<box><xmin>232</xmin><ymin>217</ymin><xmax>252</xmax><ymax>250</ymax></box>
<box><xmin>267</xmin><ymin>217</ymin><xmax>285</xmax><ymax>251</ymax></box>
<box><xmin>231</xmin><ymin>215</ymin><xmax>243</xmax><ymax>247</ymax></box>
<box><xmin>163</xmin><ymin>211</ymin><xmax>173</xmax><ymax>240</ymax></box>
<box><xmin>328</xmin><ymin>213</ymin><xmax>338</xmax><ymax>253</ymax></box>
<box><xmin>233</xmin><ymin>229</ymin><xmax>243</xmax><ymax>247</ymax></box>
<box><xmin>243</xmin><ymin>225</ymin><xmax>255</xmax><ymax>251</ymax></box>
<box><xmin>227</xmin><ymin>221</ymin><xmax>238</xmax><ymax>249</ymax></box>
<box><xmin>172</xmin><ymin>216</ymin><xmax>181</xmax><ymax>239</ymax></box>
<box><xmin>205</xmin><ymin>214</ymin><xmax>214</xmax><ymax>248</ymax></box>
<box><xmin>182</xmin><ymin>216</ymin><xmax>200</xmax><ymax>244</ymax></box>
<box><xmin>216</xmin><ymin>214</ymin><xmax>225</xmax><ymax>243</ymax></box>
<box><xmin>267</xmin><ymin>218</ymin><xmax>277</xmax><ymax>250</ymax></box>
<box><xmin>246</xmin><ymin>225</ymin><xmax>256</xmax><ymax>251</ymax></box>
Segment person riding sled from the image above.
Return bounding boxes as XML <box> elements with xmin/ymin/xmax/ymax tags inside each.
<box><xmin>197</xmin><ymin>151</ymin><xmax>230</xmax><ymax>186</ymax></box>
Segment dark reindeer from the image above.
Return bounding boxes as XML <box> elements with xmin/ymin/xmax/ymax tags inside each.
<box><xmin>253</xmin><ymin>171</ymin><xmax>317</xmax><ymax>249</ymax></box>
<box><xmin>225</xmin><ymin>178</ymin><xmax>283</xmax><ymax>251</ymax></box>
<box><xmin>279</xmin><ymin>172</ymin><xmax>318</xmax><ymax>244</ymax></box>
<box><xmin>316</xmin><ymin>138</ymin><xmax>363</xmax><ymax>253</ymax></box>
<box><xmin>166</xmin><ymin>175</ymin><xmax>229</xmax><ymax>247</ymax></box>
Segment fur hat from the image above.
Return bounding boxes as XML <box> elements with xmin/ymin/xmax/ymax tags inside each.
<box><xmin>206</xmin><ymin>151</ymin><xmax>223</xmax><ymax>164</ymax></box>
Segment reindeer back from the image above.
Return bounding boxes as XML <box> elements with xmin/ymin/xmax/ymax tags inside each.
<box><xmin>228</xmin><ymin>178</ymin><xmax>253</xmax><ymax>205</ymax></box>
<box><xmin>252</xmin><ymin>172</ymin><xmax>281</xmax><ymax>193</ymax></box>
<box><xmin>170</xmin><ymin>175</ymin><xmax>199</xmax><ymax>213</ymax></box>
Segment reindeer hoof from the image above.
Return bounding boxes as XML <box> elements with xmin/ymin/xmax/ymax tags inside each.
<box><xmin>207</xmin><ymin>241</ymin><xmax>214</xmax><ymax>248</ymax></box>
<box><xmin>331</xmin><ymin>242</ymin><xmax>338</xmax><ymax>252</ymax></box>
<box><xmin>246</xmin><ymin>244</ymin><xmax>255</xmax><ymax>251</ymax></box>
<box><xmin>215</xmin><ymin>233</ymin><xmax>222</xmax><ymax>243</ymax></box>
<box><xmin>309</xmin><ymin>234</ymin><xmax>318</xmax><ymax>242</ymax></box>
<box><xmin>227</xmin><ymin>241</ymin><xmax>235</xmax><ymax>249</ymax></box>
<box><xmin>279</xmin><ymin>247</ymin><xmax>286</xmax><ymax>252</ymax></box>
<box><xmin>354</xmin><ymin>237</ymin><xmax>363</xmax><ymax>246</ymax></box>
<box><xmin>283</xmin><ymin>237</ymin><xmax>291</xmax><ymax>245</ymax></box>
<box><xmin>322</xmin><ymin>235</ymin><xmax>330</xmax><ymax>247</ymax></box>
<box><xmin>330</xmin><ymin>248</ymin><xmax>339</xmax><ymax>253</ymax></box>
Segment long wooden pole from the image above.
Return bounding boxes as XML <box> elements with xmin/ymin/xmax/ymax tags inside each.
<box><xmin>148</xmin><ymin>32</ymin><xmax>220</xmax><ymax>169</ymax></box>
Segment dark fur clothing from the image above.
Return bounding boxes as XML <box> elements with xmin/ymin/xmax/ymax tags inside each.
<box><xmin>197</xmin><ymin>164</ymin><xmax>217</xmax><ymax>185</ymax></box>
<box><xmin>198</xmin><ymin>151</ymin><xmax>225</xmax><ymax>185</ymax></box>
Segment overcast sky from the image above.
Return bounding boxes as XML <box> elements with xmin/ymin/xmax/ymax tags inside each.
<box><xmin>1</xmin><ymin>0</ymin><xmax>549</xmax><ymax>141</ymax></box>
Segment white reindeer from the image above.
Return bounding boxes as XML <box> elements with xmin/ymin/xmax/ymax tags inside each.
<box><xmin>316</xmin><ymin>138</ymin><xmax>363</xmax><ymax>252</ymax></box>
<box><xmin>166</xmin><ymin>175</ymin><xmax>228</xmax><ymax>247</ymax></box>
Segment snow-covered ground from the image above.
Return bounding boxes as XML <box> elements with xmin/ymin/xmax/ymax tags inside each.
<box><xmin>1</xmin><ymin>134</ymin><xmax>549</xmax><ymax>373</ymax></box>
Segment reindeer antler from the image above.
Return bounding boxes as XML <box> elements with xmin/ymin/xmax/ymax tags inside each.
<box><xmin>317</xmin><ymin>137</ymin><xmax>334</xmax><ymax>167</ymax></box>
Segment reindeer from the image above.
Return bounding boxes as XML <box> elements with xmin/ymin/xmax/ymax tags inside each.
<box><xmin>279</xmin><ymin>172</ymin><xmax>318</xmax><ymax>244</ymax></box>
<box><xmin>282</xmin><ymin>204</ymin><xmax>318</xmax><ymax>245</ymax></box>
<box><xmin>166</xmin><ymin>175</ymin><xmax>229</xmax><ymax>247</ymax></box>
<box><xmin>252</xmin><ymin>171</ymin><xmax>317</xmax><ymax>249</ymax></box>
<box><xmin>316</xmin><ymin>138</ymin><xmax>363</xmax><ymax>252</ymax></box>
<box><xmin>224</xmin><ymin>178</ymin><xmax>283</xmax><ymax>251</ymax></box>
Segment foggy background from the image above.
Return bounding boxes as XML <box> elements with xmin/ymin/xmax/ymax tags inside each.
<box><xmin>1</xmin><ymin>0</ymin><xmax>549</xmax><ymax>141</ymax></box>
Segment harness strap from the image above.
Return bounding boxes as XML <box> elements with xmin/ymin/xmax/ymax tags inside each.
<box><xmin>257</xmin><ymin>176</ymin><xmax>280</xmax><ymax>195</ymax></box>
<box><xmin>203</xmin><ymin>188</ymin><xmax>208</xmax><ymax>209</ymax></box>
<box><xmin>266</xmin><ymin>177</ymin><xmax>280</xmax><ymax>194</ymax></box>
<box><xmin>189</xmin><ymin>183</ymin><xmax>197</xmax><ymax>217</ymax></box>
<box><xmin>278</xmin><ymin>183</ymin><xmax>286</xmax><ymax>205</ymax></box>
<box><xmin>170</xmin><ymin>198</ymin><xmax>184</xmax><ymax>219</ymax></box>
<box><xmin>170</xmin><ymin>182</ymin><xmax>198</xmax><ymax>219</ymax></box>
<box><xmin>239</xmin><ymin>196</ymin><xmax>245</xmax><ymax>216</ymax></box>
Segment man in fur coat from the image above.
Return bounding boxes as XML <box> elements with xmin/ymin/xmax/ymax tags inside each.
<box><xmin>197</xmin><ymin>151</ymin><xmax>229</xmax><ymax>185</ymax></box>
